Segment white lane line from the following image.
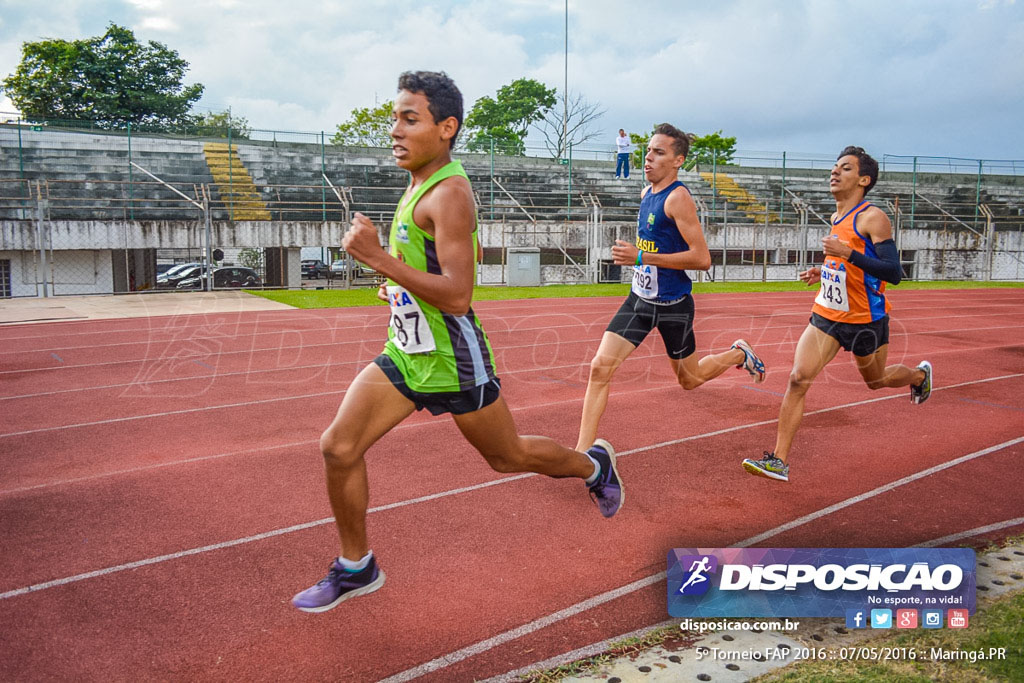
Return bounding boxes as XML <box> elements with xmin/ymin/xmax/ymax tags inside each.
<box><xmin>0</xmin><ymin>474</ymin><xmax>534</xmax><ymax>601</ymax></box>
<box><xmin>0</xmin><ymin>303</ymin><xmax>629</xmax><ymax>354</ymax></box>
<box><xmin>1</xmin><ymin>304</ymin><xmax>1004</xmax><ymax>355</ymax></box>
<box><xmin>0</xmin><ymin>390</ymin><xmax>347</xmax><ymax>438</ymax></box>
<box><xmin>916</xmin><ymin>517</ymin><xmax>1024</xmax><ymax>548</ymax></box>
<box><xmin>618</xmin><ymin>373</ymin><xmax>1023</xmax><ymax>458</ymax></box>
<box><xmin>1</xmin><ymin>322</ymin><xmax>1017</xmax><ymax>402</ymax></box>
<box><xmin>0</xmin><ymin>363</ymin><xmax>1003</xmax><ymax>492</ymax></box>
<box><xmin>1</xmin><ymin>327</ymin><xmax>1018</xmax><ymax>403</ymax></box>
<box><xmin>6</xmin><ymin>309</ymin><xmax>1015</xmax><ymax>405</ymax></box>
<box><xmin>376</xmin><ymin>574</ymin><xmax>670</xmax><ymax>683</ymax></box>
<box><xmin>478</xmin><ymin>621</ymin><xmax>678</xmax><ymax>683</ymax></box>
<box><xmin>1</xmin><ymin>373</ymin><xmax>1019</xmax><ymax>602</ymax></box>
<box><xmin>485</xmin><ymin>513</ymin><xmax>1024</xmax><ymax>683</ymax></box>
<box><xmin>379</xmin><ymin>435</ymin><xmax>1024</xmax><ymax>683</ymax></box>
<box><xmin>736</xmin><ymin>437</ymin><xmax>1024</xmax><ymax>547</ymax></box>
<box><xmin>4</xmin><ymin>311</ymin><xmax>1021</xmax><ymax>377</ymax></box>
<box><xmin>2</xmin><ymin>291</ymin><xmax>1020</xmax><ymax>344</ymax></box>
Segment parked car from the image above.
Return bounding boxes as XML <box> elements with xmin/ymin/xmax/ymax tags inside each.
<box><xmin>330</xmin><ymin>259</ymin><xmax>377</xmax><ymax>278</ymax></box>
<box><xmin>301</xmin><ymin>259</ymin><xmax>330</xmax><ymax>279</ymax></box>
<box><xmin>157</xmin><ymin>264</ymin><xmax>207</xmax><ymax>289</ymax></box>
<box><xmin>176</xmin><ymin>267</ymin><xmax>261</xmax><ymax>290</ymax></box>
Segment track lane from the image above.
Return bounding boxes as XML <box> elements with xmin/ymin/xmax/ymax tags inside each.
<box><xmin>2</xmin><ymin>290</ymin><xmax>1023</xmax><ymax>681</ymax></box>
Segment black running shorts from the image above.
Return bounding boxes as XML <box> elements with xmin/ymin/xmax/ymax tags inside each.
<box><xmin>373</xmin><ymin>354</ymin><xmax>501</xmax><ymax>416</ymax></box>
<box><xmin>809</xmin><ymin>313</ymin><xmax>890</xmax><ymax>357</ymax></box>
<box><xmin>606</xmin><ymin>291</ymin><xmax>697</xmax><ymax>360</ymax></box>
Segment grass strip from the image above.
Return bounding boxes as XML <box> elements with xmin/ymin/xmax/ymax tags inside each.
<box><xmin>247</xmin><ymin>280</ymin><xmax>1022</xmax><ymax>310</ymax></box>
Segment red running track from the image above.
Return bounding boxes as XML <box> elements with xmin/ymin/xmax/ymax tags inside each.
<box><xmin>1</xmin><ymin>289</ymin><xmax>1022</xmax><ymax>681</ymax></box>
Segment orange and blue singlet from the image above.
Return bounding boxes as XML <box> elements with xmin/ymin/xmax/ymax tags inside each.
<box><xmin>811</xmin><ymin>200</ymin><xmax>892</xmax><ymax>324</ymax></box>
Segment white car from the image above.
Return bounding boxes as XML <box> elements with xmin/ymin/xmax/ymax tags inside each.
<box><xmin>331</xmin><ymin>259</ymin><xmax>377</xmax><ymax>277</ymax></box>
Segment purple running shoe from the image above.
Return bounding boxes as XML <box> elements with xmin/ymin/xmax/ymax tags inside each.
<box><xmin>292</xmin><ymin>556</ymin><xmax>386</xmax><ymax>613</ymax></box>
<box><xmin>586</xmin><ymin>439</ymin><xmax>623</xmax><ymax>518</ymax></box>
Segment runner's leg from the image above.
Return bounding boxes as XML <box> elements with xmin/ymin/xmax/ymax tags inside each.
<box><xmin>320</xmin><ymin>362</ymin><xmax>415</xmax><ymax>560</ymax></box>
<box><xmin>456</xmin><ymin>395</ymin><xmax>595</xmax><ymax>478</ymax></box>
<box><xmin>773</xmin><ymin>324</ymin><xmax>841</xmax><ymax>463</ymax></box>
<box><xmin>576</xmin><ymin>332</ymin><xmax>636</xmax><ymax>451</ymax></box>
<box><xmin>669</xmin><ymin>347</ymin><xmax>746</xmax><ymax>390</ymax></box>
<box><xmin>854</xmin><ymin>345</ymin><xmax>926</xmax><ymax>389</ymax></box>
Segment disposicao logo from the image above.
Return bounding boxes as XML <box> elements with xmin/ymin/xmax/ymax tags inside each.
<box><xmin>675</xmin><ymin>555</ymin><xmax>718</xmax><ymax>595</ymax></box>
<box><xmin>667</xmin><ymin>548</ymin><xmax>976</xmax><ymax>618</ymax></box>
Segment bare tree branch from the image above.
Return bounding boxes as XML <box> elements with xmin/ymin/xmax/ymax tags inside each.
<box><xmin>532</xmin><ymin>91</ymin><xmax>606</xmax><ymax>159</ymax></box>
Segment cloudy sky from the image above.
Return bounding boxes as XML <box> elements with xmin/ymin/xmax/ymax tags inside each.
<box><xmin>2</xmin><ymin>0</ymin><xmax>1022</xmax><ymax>161</ymax></box>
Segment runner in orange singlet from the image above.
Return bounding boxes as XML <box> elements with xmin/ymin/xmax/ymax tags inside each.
<box><xmin>742</xmin><ymin>146</ymin><xmax>932</xmax><ymax>483</ymax></box>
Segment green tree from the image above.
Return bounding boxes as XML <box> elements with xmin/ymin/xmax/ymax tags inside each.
<box><xmin>331</xmin><ymin>100</ymin><xmax>393</xmax><ymax>147</ymax></box>
<box><xmin>687</xmin><ymin>130</ymin><xmax>737</xmax><ymax>170</ymax></box>
<box><xmin>630</xmin><ymin>129</ymin><xmax>652</xmax><ymax>169</ymax></box>
<box><xmin>193</xmin><ymin>109</ymin><xmax>251</xmax><ymax>139</ymax></box>
<box><xmin>2</xmin><ymin>23</ymin><xmax>203</xmax><ymax>130</ymax></box>
<box><xmin>465</xmin><ymin>78</ymin><xmax>556</xmax><ymax>155</ymax></box>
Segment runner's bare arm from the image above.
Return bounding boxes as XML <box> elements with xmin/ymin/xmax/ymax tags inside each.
<box><xmin>611</xmin><ymin>187</ymin><xmax>711</xmax><ymax>270</ymax></box>
<box><xmin>799</xmin><ymin>267</ymin><xmax>822</xmax><ymax>285</ymax></box>
<box><xmin>341</xmin><ymin>177</ymin><xmax>476</xmax><ymax>315</ymax></box>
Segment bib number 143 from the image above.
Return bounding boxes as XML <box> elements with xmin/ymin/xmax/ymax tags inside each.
<box><xmin>814</xmin><ymin>266</ymin><xmax>849</xmax><ymax>312</ymax></box>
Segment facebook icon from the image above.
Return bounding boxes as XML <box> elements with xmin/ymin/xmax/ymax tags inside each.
<box><xmin>845</xmin><ymin>609</ymin><xmax>867</xmax><ymax>629</ymax></box>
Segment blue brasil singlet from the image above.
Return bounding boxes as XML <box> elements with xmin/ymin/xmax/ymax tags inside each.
<box><xmin>632</xmin><ymin>180</ymin><xmax>692</xmax><ymax>303</ymax></box>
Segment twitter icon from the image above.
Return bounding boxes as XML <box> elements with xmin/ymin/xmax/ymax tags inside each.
<box><xmin>870</xmin><ymin>609</ymin><xmax>893</xmax><ymax>629</ymax></box>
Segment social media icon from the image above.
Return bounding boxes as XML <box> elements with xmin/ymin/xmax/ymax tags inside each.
<box><xmin>870</xmin><ymin>609</ymin><xmax>892</xmax><ymax>629</ymax></box>
<box><xmin>948</xmin><ymin>609</ymin><xmax>969</xmax><ymax>629</ymax></box>
<box><xmin>845</xmin><ymin>609</ymin><xmax>867</xmax><ymax>629</ymax></box>
<box><xmin>896</xmin><ymin>609</ymin><xmax>918</xmax><ymax>629</ymax></box>
<box><xmin>922</xmin><ymin>610</ymin><xmax>943</xmax><ymax>629</ymax></box>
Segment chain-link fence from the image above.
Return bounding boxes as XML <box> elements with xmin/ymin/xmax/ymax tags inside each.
<box><xmin>2</xmin><ymin>114</ymin><xmax>1022</xmax><ymax>296</ymax></box>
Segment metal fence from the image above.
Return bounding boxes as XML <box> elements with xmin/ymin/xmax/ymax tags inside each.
<box><xmin>1</xmin><ymin>115</ymin><xmax>1022</xmax><ymax>296</ymax></box>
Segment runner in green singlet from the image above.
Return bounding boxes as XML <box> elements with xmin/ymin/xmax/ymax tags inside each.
<box><xmin>292</xmin><ymin>72</ymin><xmax>624</xmax><ymax>613</ymax></box>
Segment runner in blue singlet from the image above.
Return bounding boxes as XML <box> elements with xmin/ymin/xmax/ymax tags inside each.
<box><xmin>576</xmin><ymin>123</ymin><xmax>767</xmax><ymax>452</ymax></box>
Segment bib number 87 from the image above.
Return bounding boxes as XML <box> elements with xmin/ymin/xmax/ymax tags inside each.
<box><xmin>391</xmin><ymin>311</ymin><xmax>421</xmax><ymax>346</ymax></box>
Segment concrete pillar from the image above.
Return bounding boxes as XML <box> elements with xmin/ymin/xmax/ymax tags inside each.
<box><xmin>263</xmin><ymin>246</ymin><xmax>302</xmax><ymax>287</ymax></box>
<box><xmin>285</xmin><ymin>247</ymin><xmax>301</xmax><ymax>288</ymax></box>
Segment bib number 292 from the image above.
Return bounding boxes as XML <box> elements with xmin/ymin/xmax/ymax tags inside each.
<box><xmin>631</xmin><ymin>264</ymin><xmax>659</xmax><ymax>299</ymax></box>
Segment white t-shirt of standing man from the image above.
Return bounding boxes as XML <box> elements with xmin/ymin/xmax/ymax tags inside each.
<box><xmin>616</xmin><ymin>130</ymin><xmax>631</xmax><ymax>154</ymax></box>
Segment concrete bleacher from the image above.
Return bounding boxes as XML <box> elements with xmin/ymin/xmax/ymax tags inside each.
<box><xmin>0</xmin><ymin>126</ymin><xmax>211</xmax><ymax>220</ymax></box>
<box><xmin>0</xmin><ymin>126</ymin><xmax>692</xmax><ymax>223</ymax></box>
<box><xmin>3</xmin><ymin>125</ymin><xmax>1022</xmax><ymax>234</ymax></box>
<box><xmin>702</xmin><ymin>166</ymin><xmax>1024</xmax><ymax>233</ymax></box>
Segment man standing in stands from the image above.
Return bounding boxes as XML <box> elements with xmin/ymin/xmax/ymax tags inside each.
<box><xmin>615</xmin><ymin>128</ymin><xmax>631</xmax><ymax>179</ymax></box>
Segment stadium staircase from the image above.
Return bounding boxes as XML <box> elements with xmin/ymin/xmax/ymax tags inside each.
<box><xmin>700</xmin><ymin>171</ymin><xmax>780</xmax><ymax>223</ymax></box>
<box><xmin>202</xmin><ymin>143</ymin><xmax>271</xmax><ymax>220</ymax></box>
